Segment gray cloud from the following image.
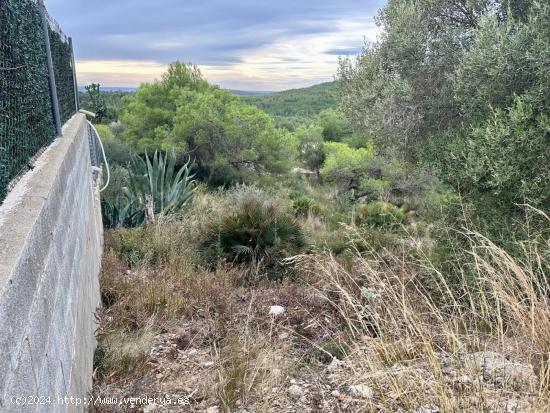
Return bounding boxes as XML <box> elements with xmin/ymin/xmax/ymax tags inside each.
<box><xmin>45</xmin><ymin>0</ymin><xmax>386</xmax><ymax>89</ymax></box>
<box><xmin>45</xmin><ymin>0</ymin><xmax>384</xmax><ymax>64</ymax></box>
<box><xmin>324</xmin><ymin>47</ymin><xmax>364</xmax><ymax>56</ymax></box>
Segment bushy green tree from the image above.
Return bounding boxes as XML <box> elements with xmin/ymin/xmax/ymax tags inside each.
<box><xmin>120</xmin><ymin>62</ymin><xmax>208</xmax><ymax>153</ymax></box>
<box><xmin>83</xmin><ymin>84</ymin><xmax>108</xmax><ymax>124</ymax></box>
<box><xmin>94</xmin><ymin>124</ymin><xmax>136</xmax><ymax>165</ymax></box>
<box><xmin>321</xmin><ymin>142</ymin><xmax>375</xmax><ymax>191</ymax></box>
<box><xmin>453</xmin><ymin>3</ymin><xmax>550</xmax><ymax>121</ymax></box>
<box><xmin>319</xmin><ymin>108</ymin><xmax>352</xmax><ymax>142</ymax></box>
<box><xmin>337</xmin><ymin>0</ymin><xmax>537</xmax><ymax>157</ymax></box>
<box><xmin>443</xmin><ymin>96</ymin><xmax>549</xmax><ymax>210</ymax></box>
<box><xmin>172</xmin><ymin>88</ymin><xmax>296</xmax><ymax>181</ymax></box>
<box><xmin>120</xmin><ymin>62</ymin><xmax>295</xmax><ymax>183</ymax></box>
<box><xmin>294</xmin><ymin>125</ymin><xmax>325</xmax><ymax>178</ymax></box>
<box><xmin>337</xmin><ymin>0</ymin><xmax>549</xmax><ymax>240</ymax></box>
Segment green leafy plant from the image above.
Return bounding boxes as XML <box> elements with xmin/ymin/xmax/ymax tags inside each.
<box><xmin>294</xmin><ymin>125</ymin><xmax>325</xmax><ymax>178</ymax></box>
<box><xmin>355</xmin><ymin>201</ymin><xmax>410</xmax><ymax>228</ymax></box>
<box><xmin>292</xmin><ymin>195</ymin><xmax>321</xmax><ymax>217</ymax></box>
<box><xmin>84</xmin><ymin>83</ymin><xmax>109</xmax><ymax>124</ymax></box>
<box><xmin>101</xmin><ymin>195</ymin><xmax>138</xmax><ymax>229</ymax></box>
<box><xmin>321</xmin><ymin>141</ymin><xmax>375</xmax><ymax>191</ymax></box>
<box><xmin>202</xmin><ymin>189</ymin><xmax>306</xmax><ymax>276</ymax></box>
<box><xmin>124</xmin><ymin>151</ymin><xmax>196</xmax><ymax>225</ymax></box>
<box><xmin>109</xmin><ymin>227</ymin><xmax>150</xmax><ymax>267</ymax></box>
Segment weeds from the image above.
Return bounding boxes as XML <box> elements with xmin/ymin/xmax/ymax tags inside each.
<box><xmin>93</xmin><ymin>189</ymin><xmax>549</xmax><ymax>412</ymax></box>
<box><xmin>296</xmin><ymin>214</ymin><xmax>550</xmax><ymax>411</ymax></box>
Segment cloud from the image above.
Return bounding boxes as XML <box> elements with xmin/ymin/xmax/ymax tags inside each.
<box><xmin>324</xmin><ymin>47</ymin><xmax>364</xmax><ymax>56</ymax></box>
<box><xmin>45</xmin><ymin>0</ymin><xmax>385</xmax><ymax>90</ymax></box>
<box><xmin>76</xmin><ymin>60</ymin><xmax>166</xmax><ymax>87</ymax></box>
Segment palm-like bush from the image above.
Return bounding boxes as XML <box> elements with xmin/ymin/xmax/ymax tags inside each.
<box><xmin>203</xmin><ymin>189</ymin><xmax>306</xmax><ymax>275</ymax></box>
<box><xmin>355</xmin><ymin>201</ymin><xmax>410</xmax><ymax>228</ymax></box>
<box><xmin>123</xmin><ymin>151</ymin><xmax>196</xmax><ymax>225</ymax></box>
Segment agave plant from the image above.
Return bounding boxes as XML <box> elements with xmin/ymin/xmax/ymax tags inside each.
<box><xmin>124</xmin><ymin>151</ymin><xmax>196</xmax><ymax>225</ymax></box>
<box><xmin>101</xmin><ymin>193</ymin><xmax>144</xmax><ymax>229</ymax></box>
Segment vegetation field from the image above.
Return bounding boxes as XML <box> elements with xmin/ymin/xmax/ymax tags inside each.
<box><xmin>85</xmin><ymin>2</ymin><xmax>550</xmax><ymax>411</ymax></box>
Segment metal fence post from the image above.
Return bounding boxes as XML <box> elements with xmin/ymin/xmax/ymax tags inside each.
<box><xmin>69</xmin><ymin>37</ymin><xmax>80</xmax><ymax>111</ymax></box>
<box><xmin>38</xmin><ymin>0</ymin><xmax>62</xmax><ymax>135</ymax></box>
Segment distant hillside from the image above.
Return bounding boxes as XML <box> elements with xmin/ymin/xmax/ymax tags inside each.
<box><xmin>229</xmin><ymin>89</ymin><xmax>273</xmax><ymax>96</ymax></box>
<box><xmin>241</xmin><ymin>81</ymin><xmax>338</xmax><ymax>119</ymax></box>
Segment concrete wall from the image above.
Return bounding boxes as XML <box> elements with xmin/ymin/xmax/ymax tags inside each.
<box><xmin>0</xmin><ymin>114</ymin><xmax>103</xmax><ymax>412</ymax></box>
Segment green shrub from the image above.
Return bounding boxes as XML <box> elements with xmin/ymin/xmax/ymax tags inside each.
<box><xmin>108</xmin><ymin>226</ymin><xmax>172</xmax><ymax>267</ymax></box>
<box><xmin>101</xmin><ymin>195</ymin><xmax>136</xmax><ymax>229</ymax></box>
<box><xmin>292</xmin><ymin>195</ymin><xmax>321</xmax><ymax>217</ymax></box>
<box><xmin>321</xmin><ymin>141</ymin><xmax>375</xmax><ymax>191</ymax></box>
<box><xmin>320</xmin><ymin>192</ymin><xmax>355</xmax><ymax>228</ymax></box>
<box><xmin>359</xmin><ymin>178</ymin><xmax>391</xmax><ymax>200</ymax></box>
<box><xmin>101</xmin><ymin>152</ymin><xmax>196</xmax><ymax>228</ymax></box>
<box><xmin>312</xmin><ymin>230</ymin><xmax>353</xmax><ymax>256</ymax></box>
<box><xmin>443</xmin><ymin>96</ymin><xmax>549</xmax><ymax>214</ymax></box>
<box><xmin>202</xmin><ymin>188</ymin><xmax>306</xmax><ymax>276</ymax></box>
<box><xmin>355</xmin><ymin>201</ymin><xmax>410</xmax><ymax>228</ymax></box>
<box><xmin>101</xmin><ymin>164</ymin><xmax>134</xmax><ymax>229</ymax></box>
<box><xmin>288</xmin><ymin>189</ymin><xmax>305</xmax><ymax>201</ymax></box>
<box><xmin>110</xmin><ymin>228</ymin><xmax>150</xmax><ymax>266</ymax></box>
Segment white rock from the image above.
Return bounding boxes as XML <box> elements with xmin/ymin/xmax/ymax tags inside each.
<box><xmin>327</xmin><ymin>358</ymin><xmax>343</xmax><ymax>370</ymax></box>
<box><xmin>202</xmin><ymin>361</ymin><xmax>214</xmax><ymax>368</ymax></box>
<box><xmin>288</xmin><ymin>384</ymin><xmax>304</xmax><ymax>398</ymax></box>
<box><xmin>330</xmin><ymin>390</ymin><xmax>341</xmax><ymax>397</ymax></box>
<box><xmin>269</xmin><ymin>305</ymin><xmax>285</xmax><ymax>316</ymax></box>
<box><xmin>143</xmin><ymin>404</ymin><xmax>158</xmax><ymax>413</ymax></box>
<box><xmin>348</xmin><ymin>384</ymin><xmax>374</xmax><ymax>399</ymax></box>
<box><xmin>466</xmin><ymin>351</ymin><xmax>538</xmax><ymax>390</ymax></box>
<box><xmin>454</xmin><ymin>375</ymin><xmax>472</xmax><ymax>387</ymax></box>
<box><xmin>206</xmin><ymin>407</ymin><xmax>219</xmax><ymax>413</ymax></box>
<box><xmin>188</xmin><ymin>349</ymin><xmax>199</xmax><ymax>356</ymax></box>
<box><xmin>506</xmin><ymin>400</ymin><xmax>518</xmax><ymax>413</ymax></box>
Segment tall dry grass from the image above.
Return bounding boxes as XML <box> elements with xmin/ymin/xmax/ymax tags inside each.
<box><xmin>297</xmin><ymin>216</ymin><xmax>550</xmax><ymax>412</ymax></box>
<box><xmin>95</xmin><ymin>190</ymin><xmax>549</xmax><ymax>412</ymax></box>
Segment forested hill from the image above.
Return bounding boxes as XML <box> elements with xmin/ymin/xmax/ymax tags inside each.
<box><xmin>240</xmin><ymin>81</ymin><xmax>338</xmax><ymax>119</ymax></box>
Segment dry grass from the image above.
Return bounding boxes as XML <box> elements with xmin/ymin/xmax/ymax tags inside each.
<box><xmin>92</xmin><ymin>192</ymin><xmax>549</xmax><ymax>412</ymax></box>
<box><xmin>213</xmin><ymin>314</ymin><xmax>280</xmax><ymax>411</ymax></box>
<box><xmin>296</xmin><ymin>220</ymin><xmax>550</xmax><ymax>412</ymax></box>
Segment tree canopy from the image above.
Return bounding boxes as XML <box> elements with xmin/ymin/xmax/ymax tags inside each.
<box><xmin>120</xmin><ymin>62</ymin><xmax>296</xmax><ymax>182</ymax></box>
<box><xmin>338</xmin><ymin>0</ymin><xmax>549</xmax><ymax>227</ymax></box>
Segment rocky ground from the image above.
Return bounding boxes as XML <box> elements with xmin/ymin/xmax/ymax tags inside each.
<box><xmin>91</xmin><ymin>284</ymin><xmax>545</xmax><ymax>413</ymax></box>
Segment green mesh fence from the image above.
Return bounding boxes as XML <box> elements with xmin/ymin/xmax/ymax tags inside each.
<box><xmin>49</xmin><ymin>28</ymin><xmax>77</xmax><ymax>124</ymax></box>
<box><xmin>0</xmin><ymin>0</ymin><xmax>78</xmax><ymax>203</ymax></box>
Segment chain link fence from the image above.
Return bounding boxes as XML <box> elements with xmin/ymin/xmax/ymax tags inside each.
<box><xmin>0</xmin><ymin>0</ymin><xmax>78</xmax><ymax>203</ymax></box>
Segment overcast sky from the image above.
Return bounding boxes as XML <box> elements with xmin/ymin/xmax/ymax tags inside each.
<box><xmin>45</xmin><ymin>0</ymin><xmax>385</xmax><ymax>91</ymax></box>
